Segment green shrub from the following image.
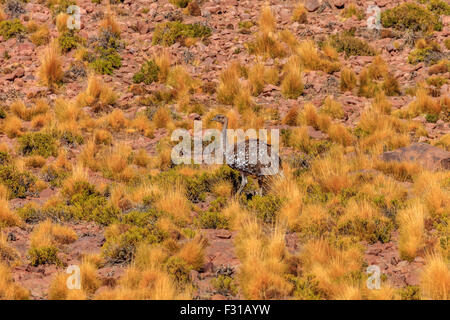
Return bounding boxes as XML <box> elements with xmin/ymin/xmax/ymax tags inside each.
<box><xmin>445</xmin><ymin>39</ymin><xmax>450</xmax><ymax>50</ymax></box>
<box><xmin>426</xmin><ymin>75</ymin><xmax>447</xmax><ymax>88</ymax></box>
<box><xmin>166</xmin><ymin>256</ymin><xmax>191</xmax><ymax>284</ymax></box>
<box><xmin>329</xmin><ymin>33</ymin><xmax>376</xmax><ymax>57</ymax></box>
<box><xmin>337</xmin><ymin>216</ymin><xmax>394</xmax><ymax>244</ymax></box>
<box><xmin>425</xmin><ymin>113</ymin><xmax>439</xmax><ymax>123</ymax></box>
<box><xmin>0</xmin><ymin>151</ymin><xmax>10</xmax><ymax>166</ymax></box>
<box><xmin>152</xmin><ymin>21</ymin><xmax>212</xmax><ymax>46</ymax></box>
<box><xmin>238</xmin><ymin>20</ymin><xmax>255</xmax><ymax>29</ymax></box>
<box><xmin>48</xmin><ymin>0</ymin><xmax>76</xmax><ymax>15</ymax></box>
<box><xmin>58</xmin><ymin>30</ymin><xmax>83</xmax><ymax>52</ymax></box>
<box><xmin>28</xmin><ymin>246</ymin><xmax>61</xmax><ymax>266</ymax></box>
<box><xmin>427</xmin><ymin>0</ymin><xmax>450</xmax><ymax>15</ymax></box>
<box><xmin>408</xmin><ymin>47</ymin><xmax>440</xmax><ymax>65</ymax></box>
<box><xmin>196</xmin><ymin>210</ymin><xmax>229</xmax><ymax>229</ymax></box>
<box><xmin>64</xmin><ymin>181</ymin><xmax>120</xmax><ymax>225</ymax></box>
<box><xmin>380</xmin><ymin>3</ymin><xmax>442</xmax><ymax>32</ymax></box>
<box><xmin>0</xmin><ymin>19</ymin><xmax>25</xmax><ymax>40</ymax></box>
<box><xmin>169</xmin><ymin>0</ymin><xmax>190</xmax><ymax>8</ymax></box>
<box><xmin>0</xmin><ymin>165</ymin><xmax>36</xmax><ymax>199</ymax></box>
<box><xmin>211</xmin><ymin>275</ymin><xmax>238</xmax><ymax>296</ymax></box>
<box><xmin>60</xmin><ymin>131</ymin><xmax>84</xmax><ymax>146</ymax></box>
<box><xmin>247</xmin><ymin>194</ymin><xmax>283</xmax><ymax>223</ymax></box>
<box><xmin>400</xmin><ymin>286</ymin><xmax>421</xmax><ymax>300</ymax></box>
<box><xmin>18</xmin><ymin>132</ymin><xmax>58</xmax><ymax>158</ymax></box>
<box><xmin>90</xmin><ymin>48</ymin><xmax>122</xmax><ymax>75</ymax></box>
<box><xmin>17</xmin><ymin>203</ymin><xmax>43</xmax><ymax>224</ymax></box>
<box><xmin>288</xmin><ymin>274</ymin><xmax>323</xmax><ymax>300</ymax></box>
<box><xmin>133</xmin><ymin>60</ymin><xmax>160</xmax><ymax>85</ymax></box>
<box><xmin>102</xmin><ymin>210</ymin><xmax>167</xmax><ymax>263</ymax></box>
<box><xmin>41</xmin><ymin>164</ymin><xmax>68</xmax><ymax>188</ymax></box>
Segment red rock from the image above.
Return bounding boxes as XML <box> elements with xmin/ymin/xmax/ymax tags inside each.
<box><xmin>305</xmin><ymin>0</ymin><xmax>321</xmax><ymax>12</ymax></box>
<box><xmin>380</xmin><ymin>143</ymin><xmax>450</xmax><ymax>170</ymax></box>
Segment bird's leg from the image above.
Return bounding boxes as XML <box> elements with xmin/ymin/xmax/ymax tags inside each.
<box><xmin>257</xmin><ymin>177</ymin><xmax>264</xmax><ymax>196</ymax></box>
<box><xmin>236</xmin><ymin>173</ymin><xmax>247</xmax><ymax>195</ymax></box>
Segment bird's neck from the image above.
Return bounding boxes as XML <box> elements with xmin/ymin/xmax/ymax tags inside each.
<box><xmin>222</xmin><ymin>119</ymin><xmax>228</xmax><ymax>158</ymax></box>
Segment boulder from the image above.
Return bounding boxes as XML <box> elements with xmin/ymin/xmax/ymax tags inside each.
<box><xmin>380</xmin><ymin>143</ymin><xmax>450</xmax><ymax>170</ymax></box>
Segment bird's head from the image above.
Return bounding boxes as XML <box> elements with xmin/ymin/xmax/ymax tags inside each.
<box><xmin>211</xmin><ymin>114</ymin><xmax>227</xmax><ymax>124</ymax></box>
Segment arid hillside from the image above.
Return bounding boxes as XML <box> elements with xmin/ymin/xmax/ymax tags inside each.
<box><xmin>0</xmin><ymin>0</ymin><xmax>449</xmax><ymax>300</ymax></box>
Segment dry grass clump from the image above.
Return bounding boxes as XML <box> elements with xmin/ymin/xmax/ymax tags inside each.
<box><xmin>320</xmin><ymin>96</ymin><xmax>344</xmax><ymax>119</ymax></box>
<box><xmin>0</xmin><ymin>6</ymin><xmax>6</xmax><ymax>22</ymax></box>
<box><xmin>95</xmin><ymin>244</ymin><xmax>192</xmax><ymax>300</ymax></box>
<box><xmin>30</xmin><ymin>24</ymin><xmax>50</xmax><ymax>46</ymax></box>
<box><xmin>155</xmin><ymin>186</ymin><xmax>191</xmax><ymax>225</ymax></box>
<box><xmin>300</xmin><ymin>239</ymin><xmax>364</xmax><ymax>299</ymax></box>
<box><xmin>0</xmin><ymin>263</ymin><xmax>30</xmax><ymax>299</ymax></box>
<box><xmin>100</xmin><ymin>8</ymin><xmax>120</xmax><ymax>36</ymax></box>
<box><xmin>102</xmin><ymin>143</ymin><xmax>135</xmax><ymax>181</ymax></box>
<box><xmin>37</xmin><ymin>40</ymin><xmax>63</xmax><ymax>89</ymax></box>
<box><xmin>340</xmin><ymin>67</ymin><xmax>357</xmax><ymax>92</ymax></box>
<box><xmin>154</xmin><ymin>49</ymin><xmax>171</xmax><ymax>82</ymax></box>
<box><xmin>328</xmin><ymin>123</ymin><xmax>354</xmax><ymax>147</ymax></box>
<box><xmin>0</xmin><ymin>234</ymin><xmax>20</xmax><ymax>266</ymax></box>
<box><xmin>292</xmin><ymin>2</ymin><xmax>307</xmax><ymax>23</ymax></box>
<box><xmin>295</xmin><ymin>40</ymin><xmax>340</xmax><ymax>73</ymax></box>
<box><xmin>235</xmin><ymin>219</ymin><xmax>292</xmax><ymax>299</ymax></box>
<box><xmin>55</xmin><ymin>12</ymin><xmax>69</xmax><ymax>32</ymax></box>
<box><xmin>2</xmin><ymin>115</ymin><xmax>23</xmax><ymax>138</ymax></box>
<box><xmin>405</xmin><ymin>87</ymin><xmax>441</xmax><ymax>117</ymax></box>
<box><xmin>76</xmin><ymin>74</ymin><xmax>118</xmax><ymax>111</ymax></box>
<box><xmin>217</xmin><ymin>61</ymin><xmax>242</xmax><ymax>105</ymax></box>
<box><xmin>397</xmin><ymin>201</ymin><xmax>426</xmax><ymax>261</ymax></box>
<box><xmin>269</xmin><ymin>170</ymin><xmax>304</xmax><ymax>230</ymax></box>
<box><xmin>282</xmin><ymin>104</ymin><xmax>300</xmax><ymax>126</ymax></box>
<box><xmin>281</xmin><ymin>66</ymin><xmax>303</xmax><ymax>99</ymax></box>
<box><xmin>10</xmin><ymin>99</ymin><xmax>49</xmax><ymax>121</ymax></box>
<box><xmin>414</xmin><ymin>171</ymin><xmax>450</xmax><ymax>217</ymax></box>
<box><xmin>30</xmin><ymin>220</ymin><xmax>78</xmax><ymax>248</ymax></box>
<box><xmin>374</xmin><ymin>160</ymin><xmax>421</xmax><ymax>182</ymax></box>
<box><xmin>246</xmin><ymin>5</ymin><xmax>286</xmax><ymax>58</ymax></box>
<box><xmin>420</xmin><ymin>253</ymin><xmax>450</xmax><ymax>300</ymax></box>
<box><xmin>48</xmin><ymin>256</ymin><xmax>101</xmax><ymax>300</ymax></box>
<box><xmin>311</xmin><ymin>147</ymin><xmax>353</xmax><ymax>194</ymax></box>
<box><xmin>0</xmin><ymin>196</ymin><xmax>21</xmax><ymax>227</ymax></box>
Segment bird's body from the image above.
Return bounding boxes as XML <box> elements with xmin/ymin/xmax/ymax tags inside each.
<box><xmin>211</xmin><ymin>114</ymin><xmax>283</xmax><ymax>195</ymax></box>
<box><xmin>225</xmin><ymin>139</ymin><xmax>280</xmax><ymax>177</ymax></box>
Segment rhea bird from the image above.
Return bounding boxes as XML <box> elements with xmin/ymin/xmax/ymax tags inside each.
<box><xmin>211</xmin><ymin>114</ymin><xmax>283</xmax><ymax>195</ymax></box>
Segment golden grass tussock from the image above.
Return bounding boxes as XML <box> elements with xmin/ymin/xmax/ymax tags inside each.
<box><xmin>340</xmin><ymin>67</ymin><xmax>357</xmax><ymax>92</ymax></box>
<box><xmin>0</xmin><ymin>263</ymin><xmax>30</xmax><ymax>299</ymax></box>
<box><xmin>55</xmin><ymin>12</ymin><xmax>69</xmax><ymax>32</ymax></box>
<box><xmin>155</xmin><ymin>186</ymin><xmax>191</xmax><ymax>225</ymax></box>
<box><xmin>0</xmin><ymin>234</ymin><xmax>20</xmax><ymax>266</ymax></box>
<box><xmin>100</xmin><ymin>8</ymin><xmax>121</xmax><ymax>35</ymax></box>
<box><xmin>311</xmin><ymin>147</ymin><xmax>353</xmax><ymax>194</ymax></box>
<box><xmin>281</xmin><ymin>66</ymin><xmax>303</xmax><ymax>99</ymax></box>
<box><xmin>0</xmin><ymin>6</ymin><xmax>6</xmax><ymax>22</ymax></box>
<box><xmin>77</xmin><ymin>74</ymin><xmax>117</xmax><ymax>111</ymax></box>
<box><xmin>235</xmin><ymin>220</ymin><xmax>292</xmax><ymax>299</ymax></box>
<box><xmin>30</xmin><ymin>220</ymin><xmax>78</xmax><ymax>248</ymax></box>
<box><xmin>0</xmin><ymin>197</ymin><xmax>21</xmax><ymax>227</ymax></box>
<box><xmin>258</xmin><ymin>4</ymin><xmax>276</xmax><ymax>35</ymax></box>
<box><xmin>37</xmin><ymin>40</ymin><xmax>63</xmax><ymax>89</ymax></box>
<box><xmin>292</xmin><ymin>2</ymin><xmax>307</xmax><ymax>23</ymax></box>
<box><xmin>414</xmin><ymin>171</ymin><xmax>450</xmax><ymax>217</ymax></box>
<box><xmin>300</xmin><ymin>239</ymin><xmax>364</xmax><ymax>299</ymax></box>
<box><xmin>420</xmin><ymin>253</ymin><xmax>450</xmax><ymax>300</ymax></box>
<box><xmin>217</xmin><ymin>61</ymin><xmax>242</xmax><ymax>105</ymax></box>
<box><xmin>397</xmin><ymin>201</ymin><xmax>426</xmax><ymax>261</ymax></box>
